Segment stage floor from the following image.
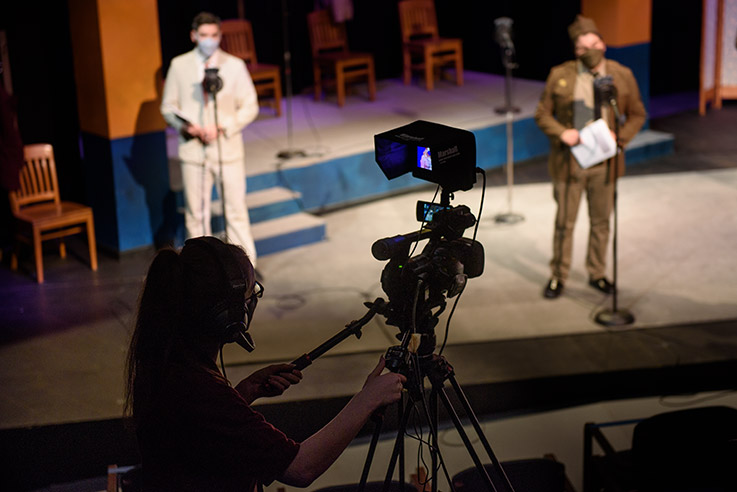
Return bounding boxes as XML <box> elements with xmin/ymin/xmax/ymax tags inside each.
<box><xmin>2</xmin><ymin>100</ymin><xmax>736</xmax><ymax>431</ymax></box>
<box><xmin>2</xmin><ymin>84</ymin><xmax>737</xmax><ymax>490</ymax></box>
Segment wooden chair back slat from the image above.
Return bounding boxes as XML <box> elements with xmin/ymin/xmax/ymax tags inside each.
<box><xmin>308</xmin><ymin>10</ymin><xmax>349</xmax><ymax>56</ymax></box>
<box><xmin>11</xmin><ymin>144</ymin><xmax>59</xmax><ymax>210</ymax></box>
<box><xmin>220</xmin><ymin>19</ymin><xmax>258</xmax><ymax>65</ymax></box>
<box><xmin>399</xmin><ymin>0</ymin><xmax>439</xmax><ymax>42</ymax></box>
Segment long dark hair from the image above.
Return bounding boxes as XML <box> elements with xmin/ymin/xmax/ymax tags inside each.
<box><xmin>124</xmin><ymin>237</ymin><xmax>254</xmax><ymax>422</ymax></box>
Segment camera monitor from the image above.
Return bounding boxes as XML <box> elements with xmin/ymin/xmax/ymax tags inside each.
<box><xmin>374</xmin><ymin>120</ymin><xmax>477</xmax><ymax>193</ymax></box>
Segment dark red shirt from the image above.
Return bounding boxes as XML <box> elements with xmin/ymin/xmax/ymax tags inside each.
<box><xmin>137</xmin><ymin>356</ymin><xmax>300</xmax><ymax>491</ymax></box>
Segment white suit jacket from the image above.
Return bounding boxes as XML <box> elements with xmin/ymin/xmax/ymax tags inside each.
<box><xmin>161</xmin><ymin>48</ymin><xmax>259</xmax><ymax>164</ymax></box>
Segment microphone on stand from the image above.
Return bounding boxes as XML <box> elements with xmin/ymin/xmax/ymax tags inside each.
<box><xmin>493</xmin><ymin>17</ymin><xmax>515</xmax><ymax>53</ymax></box>
<box><xmin>203</xmin><ymin>67</ymin><xmax>223</xmax><ymax>94</ymax></box>
<box><xmin>594</xmin><ymin>75</ymin><xmax>620</xmax><ymax>121</ymax></box>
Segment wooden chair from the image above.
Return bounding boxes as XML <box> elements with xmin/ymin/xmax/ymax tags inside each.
<box><xmin>307</xmin><ymin>9</ymin><xmax>376</xmax><ymax>107</ymax></box>
<box><xmin>9</xmin><ymin>144</ymin><xmax>98</xmax><ymax>284</ymax></box>
<box><xmin>398</xmin><ymin>0</ymin><xmax>463</xmax><ymax>91</ymax></box>
<box><xmin>220</xmin><ymin>19</ymin><xmax>282</xmax><ymax>116</ymax></box>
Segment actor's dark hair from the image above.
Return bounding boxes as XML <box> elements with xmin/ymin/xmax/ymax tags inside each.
<box><xmin>124</xmin><ymin>237</ymin><xmax>254</xmax><ymax>422</ymax></box>
<box><xmin>191</xmin><ymin>11</ymin><xmax>221</xmax><ymax>31</ymax></box>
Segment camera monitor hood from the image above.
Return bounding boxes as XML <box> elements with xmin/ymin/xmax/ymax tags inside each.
<box><xmin>374</xmin><ymin>120</ymin><xmax>477</xmax><ymax>193</ymax></box>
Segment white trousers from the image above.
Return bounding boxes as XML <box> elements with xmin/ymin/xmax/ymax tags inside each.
<box><xmin>181</xmin><ymin>159</ymin><xmax>258</xmax><ymax>267</ymax></box>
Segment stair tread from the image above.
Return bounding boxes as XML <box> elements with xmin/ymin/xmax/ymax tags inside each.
<box><xmin>247</xmin><ymin>187</ymin><xmax>301</xmax><ymax>208</ymax></box>
<box><xmin>251</xmin><ymin>212</ymin><xmax>324</xmax><ymax>238</ymax></box>
<box><xmin>628</xmin><ymin>129</ymin><xmax>673</xmax><ymax>147</ymax></box>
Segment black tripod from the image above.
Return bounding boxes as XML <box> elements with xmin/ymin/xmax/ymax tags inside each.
<box><xmin>290</xmin><ymin>298</ymin><xmax>515</xmax><ymax>492</ymax></box>
<box><xmin>361</xmin><ymin>333</ymin><xmax>515</xmax><ymax>492</ymax></box>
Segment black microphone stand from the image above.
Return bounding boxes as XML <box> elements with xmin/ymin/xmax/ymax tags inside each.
<box><xmin>493</xmin><ymin>20</ymin><xmax>523</xmax><ymax>225</ymax></box>
<box><xmin>204</xmin><ymin>68</ymin><xmax>228</xmax><ymax>234</ymax></box>
<box><xmin>595</xmin><ymin>94</ymin><xmax>635</xmax><ymax>327</ymax></box>
<box><xmin>276</xmin><ymin>0</ymin><xmax>306</xmax><ymax>160</ymax></box>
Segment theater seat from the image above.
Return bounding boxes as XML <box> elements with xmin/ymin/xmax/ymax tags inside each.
<box><xmin>452</xmin><ymin>456</ymin><xmax>572</xmax><ymax>492</ymax></box>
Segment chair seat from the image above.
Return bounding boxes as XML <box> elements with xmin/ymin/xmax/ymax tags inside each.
<box><xmin>315</xmin><ymin>51</ymin><xmax>373</xmax><ymax>65</ymax></box>
<box><xmin>406</xmin><ymin>38</ymin><xmax>462</xmax><ymax>53</ymax></box>
<box><xmin>14</xmin><ymin>202</ymin><xmax>93</xmax><ymax>228</ymax></box>
<box><xmin>249</xmin><ymin>63</ymin><xmax>280</xmax><ymax>79</ymax></box>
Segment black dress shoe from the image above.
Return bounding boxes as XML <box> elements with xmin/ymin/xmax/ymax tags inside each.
<box><xmin>589</xmin><ymin>277</ymin><xmax>615</xmax><ymax>294</ymax></box>
<box><xmin>544</xmin><ymin>278</ymin><xmax>564</xmax><ymax>299</ymax></box>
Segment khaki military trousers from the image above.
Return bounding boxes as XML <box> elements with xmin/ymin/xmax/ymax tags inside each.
<box><xmin>550</xmin><ymin>161</ymin><xmax>613</xmax><ymax>282</ymax></box>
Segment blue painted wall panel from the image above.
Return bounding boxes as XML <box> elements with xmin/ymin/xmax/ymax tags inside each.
<box><xmin>606</xmin><ymin>43</ymin><xmax>651</xmax><ymax>128</ymax></box>
<box><xmin>81</xmin><ymin>131</ymin><xmax>172</xmax><ymax>252</ymax></box>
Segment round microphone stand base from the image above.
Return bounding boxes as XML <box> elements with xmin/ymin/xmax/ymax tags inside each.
<box><xmin>494</xmin><ymin>212</ymin><xmax>524</xmax><ymax>224</ymax></box>
<box><xmin>494</xmin><ymin>106</ymin><xmax>520</xmax><ymax>114</ymax></box>
<box><xmin>595</xmin><ymin>307</ymin><xmax>635</xmax><ymax>327</ymax></box>
<box><xmin>276</xmin><ymin>148</ymin><xmax>307</xmax><ymax>160</ymax></box>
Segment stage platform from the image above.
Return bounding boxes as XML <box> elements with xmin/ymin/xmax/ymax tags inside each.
<box><xmin>165</xmin><ymin>71</ymin><xmax>674</xmax><ymax>254</ymax></box>
<box><xmin>1</xmin><ymin>87</ymin><xmax>736</xmax><ymax>491</ymax></box>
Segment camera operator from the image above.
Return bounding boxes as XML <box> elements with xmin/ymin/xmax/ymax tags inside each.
<box><xmin>534</xmin><ymin>15</ymin><xmax>646</xmax><ymax>299</ymax></box>
<box><xmin>125</xmin><ymin>236</ymin><xmax>406</xmax><ymax>491</ymax></box>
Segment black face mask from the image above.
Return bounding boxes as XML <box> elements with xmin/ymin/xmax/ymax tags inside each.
<box><xmin>578</xmin><ymin>48</ymin><xmax>604</xmax><ymax>70</ymax></box>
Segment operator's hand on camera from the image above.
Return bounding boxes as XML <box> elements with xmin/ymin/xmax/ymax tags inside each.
<box><xmin>235</xmin><ymin>363</ymin><xmax>303</xmax><ymax>404</ymax></box>
<box><xmin>560</xmin><ymin>128</ymin><xmax>580</xmax><ymax>147</ymax></box>
<box><xmin>360</xmin><ymin>357</ymin><xmax>406</xmax><ymax>409</ymax></box>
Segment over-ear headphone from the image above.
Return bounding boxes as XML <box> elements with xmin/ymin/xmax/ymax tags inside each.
<box><xmin>186</xmin><ymin>237</ymin><xmax>256</xmax><ymax>352</ymax></box>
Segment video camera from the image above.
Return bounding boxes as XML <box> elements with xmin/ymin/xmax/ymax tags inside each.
<box><xmin>372</xmin><ymin>121</ymin><xmax>484</xmax><ymax>335</ymax></box>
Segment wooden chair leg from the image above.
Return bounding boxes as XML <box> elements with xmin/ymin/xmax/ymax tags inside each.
<box><xmin>59</xmin><ymin>239</ymin><xmax>67</xmax><ymax>259</ymax></box>
<box><xmin>107</xmin><ymin>464</ymin><xmax>117</xmax><ymax>492</ymax></box>
<box><xmin>455</xmin><ymin>50</ymin><xmax>464</xmax><ymax>86</ymax></box>
<box><xmin>336</xmin><ymin>63</ymin><xmax>346</xmax><ymax>107</ymax></box>
<box><xmin>33</xmin><ymin>228</ymin><xmax>44</xmax><ymax>284</ymax></box>
<box><xmin>87</xmin><ymin>217</ymin><xmax>98</xmax><ymax>271</ymax></box>
<box><xmin>424</xmin><ymin>50</ymin><xmax>434</xmax><ymax>91</ymax></box>
<box><xmin>403</xmin><ymin>49</ymin><xmax>411</xmax><ymax>85</ymax></box>
<box><xmin>10</xmin><ymin>245</ymin><xmax>18</xmax><ymax>271</ymax></box>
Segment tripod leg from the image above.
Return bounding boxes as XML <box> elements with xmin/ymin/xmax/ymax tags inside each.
<box><xmin>435</xmin><ymin>385</ymin><xmax>499</xmax><ymax>492</ymax></box>
<box><xmin>414</xmin><ymin>389</ymin><xmax>457</xmax><ymax>492</ymax></box>
<box><xmin>383</xmin><ymin>396</ymin><xmax>412</xmax><ymax>492</ymax></box>
<box><xmin>446</xmin><ymin>375</ymin><xmax>516</xmax><ymax>492</ymax></box>
<box><xmin>359</xmin><ymin>410</ymin><xmax>387</xmax><ymax>492</ymax></box>
<box><xmin>430</xmin><ymin>391</ymin><xmax>439</xmax><ymax>492</ymax></box>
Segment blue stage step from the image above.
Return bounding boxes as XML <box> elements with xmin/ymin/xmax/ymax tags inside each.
<box><xmin>252</xmin><ymin>213</ymin><xmax>326</xmax><ymax>256</ymax></box>
<box><xmin>176</xmin><ymin>186</ymin><xmax>326</xmax><ymax>256</ymax></box>
<box><xmin>246</xmin><ymin>187</ymin><xmax>304</xmax><ymax>224</ymax></box>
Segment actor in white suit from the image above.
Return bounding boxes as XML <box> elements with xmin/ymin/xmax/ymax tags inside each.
<box><xmin>161</xmin><ymin>11</ymin><xmax>260</xmax><ymax>265</ymax></box>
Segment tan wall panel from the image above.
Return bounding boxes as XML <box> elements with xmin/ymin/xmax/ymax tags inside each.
<box><xmin>582</xmin><ymin>0</ymin><xmax>652</xmax><ymax>47</ymax></box>
<box><xmin>69</xmin><ymin>0</ymin><xmax>109</xmax><ymax>137</ymax></box>
<box><xmin>98</xmin><ymin>0</ymin><xmax>165</xmax><ymax>139</ymax></box>
<box><xmin>69</xmin><ymin>0</ymin><xmax>165</xmax><ymax>139</ymax></box>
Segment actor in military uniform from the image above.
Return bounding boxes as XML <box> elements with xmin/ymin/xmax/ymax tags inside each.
<box><xmin>534</xmin><ymin>15</ymin><xmax>646</xmax><ymax>299</ymax></box>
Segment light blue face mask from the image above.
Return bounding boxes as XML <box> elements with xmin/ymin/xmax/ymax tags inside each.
<box><xmin>197</xmin><ymin>37</ymin><xmax>219</xmax><ymax>58</ymax></box>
